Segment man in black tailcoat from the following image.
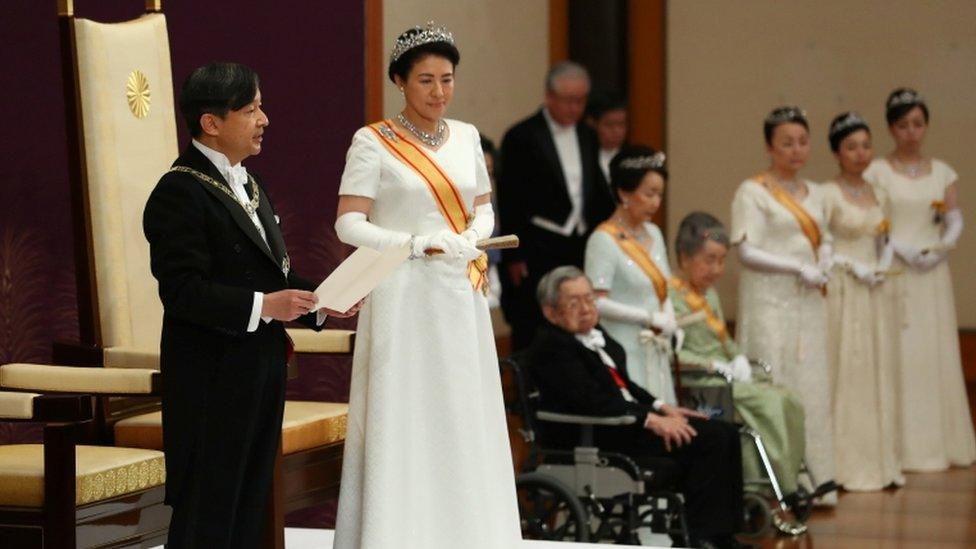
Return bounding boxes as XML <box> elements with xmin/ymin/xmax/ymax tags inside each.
<box><xmin>497</xmin><ymin>61</ymin><xmax>614</xmax><ymax>351</ymax></box>
<box><xmin>143</xmin><ymin>62</ymin><xmax>357</xmax><ymax>548</ymax></box>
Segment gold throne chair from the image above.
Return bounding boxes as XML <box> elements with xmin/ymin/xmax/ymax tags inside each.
<box><xmin>44</xmin><ymin>1</ymin><xmax>352</xmax><ymax>546</ymax></box>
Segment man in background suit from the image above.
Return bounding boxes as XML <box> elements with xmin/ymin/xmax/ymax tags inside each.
<box><xmin>498</xmin><ymin>61</ymin><xmax>614</xmax><ymax>350</ymax></box>
<box><xmin>143</xmin><ymin>63</ymin><xmax>356</xmax><ymax>548</ymax></box>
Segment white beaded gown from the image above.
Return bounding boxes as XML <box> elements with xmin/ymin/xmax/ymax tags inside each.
<box><xmin>730</xmin><ymin>178</ymin><xmax>835</xmax><ymax>492</ymax></box>
<box><xmin>864</xmin><ymin>158</ymin><xmax>976</xmax><ymax>471</ymax></box>
<box><xmin>822</xmin><ymin>182</ymin><xmax>904</xmax><ymax>490</ymax></box>
<box><xmin>333</xmin><ymin>120</ymin><xmax>522</xmax><ymax>548</ymax></box>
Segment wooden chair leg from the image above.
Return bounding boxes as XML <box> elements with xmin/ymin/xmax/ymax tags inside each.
<box><xmin>263</xmin><ymin>441</ymin><xmax>286</xmax><ymax>549</ymax></box>
<box><xmin>44</xmin><ymin>422</ymin><xmax>77</xmax><ymax>549</ymax></box>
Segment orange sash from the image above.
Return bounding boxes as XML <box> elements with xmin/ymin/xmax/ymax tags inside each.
<box><xmin>367</xmin><ymin>120</ymin><xmax>488</xmax><ymax>292</ymax></box>
<box><xmin>670</xmin><ymin>277</ymin><xmax>729</xmax><ymax>343</ymax></box>
<box><xmin>596</xmin><ymin>220</ymin><xmax>668</xmax><ymax>303</ymax></box>
<box><xmin>754</xmin><ymin>173</ymin><xmax>822</xmax><ymax>255</ymax></box>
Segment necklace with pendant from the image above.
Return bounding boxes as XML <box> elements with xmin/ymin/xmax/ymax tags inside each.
<box><xmin>893</xmin><ymin>156</ymin><xmax>926</xmax><ymax>178</ymax></box>
<box><xmin>396</xmin><ymin>113</ymin><xmax>447</xmax><ymax>148</ymax></box>
<box><xmin>838</xmin><ymin>175</ymin><xmax>867</xmax><ymax>199</ymax></box>
<box><xmin>615</xmin><ymin>217</ymin><xmax>652</xmax><ymax>246</ymax></box>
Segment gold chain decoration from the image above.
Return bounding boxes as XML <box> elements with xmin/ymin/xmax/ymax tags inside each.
<box><xmin>168</xmin><ymin>166</ymin><xmax>260</xmax><ymax>216</ymax></box>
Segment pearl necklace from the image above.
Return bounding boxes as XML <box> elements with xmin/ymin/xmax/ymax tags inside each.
<box><xmin>396</xmin><ymin>113</ymin><xmax>447</xmax><ymax>148</ymax></box>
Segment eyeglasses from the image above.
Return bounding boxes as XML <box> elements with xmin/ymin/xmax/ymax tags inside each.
<box><xmin>559</xmin><ymin>293</ymin><xmax>597</xmax><ymax>312</ymax></box>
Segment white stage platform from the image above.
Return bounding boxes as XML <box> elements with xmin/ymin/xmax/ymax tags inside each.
<box><xmin>154</xmin><ymin>528</ymin><xmax>674</xmax><ymax>547</ymax></box>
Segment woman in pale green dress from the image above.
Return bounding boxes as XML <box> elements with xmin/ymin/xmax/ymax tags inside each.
<box><xmin>585</xmin><ymin>145</ymin><xmax>677</xmax><ymax>403</ymax></box>
<box><xmin>670</xmin><ymin>212</ymin><xmax>806</xmax><ymax>496</ymax></box>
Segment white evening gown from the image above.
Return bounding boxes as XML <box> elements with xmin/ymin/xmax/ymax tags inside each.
<box><xmin>864</xmin><ymin>158</ymin><xmax>976</xmax><ymax>471</ymax></box>
<box><xmin>333</xmin><ymin>120</ymin><xmax>522</xmax><ymax>548</ymax></box>
<box><xmin>730</xmin><ymin>178</ymin><xmax>835</xmax><ymax>493</ymax></box>
<box><xmin>822</xmin><ymin>183</ymin><xmax>904</xmax><ymax>490</ymax></box>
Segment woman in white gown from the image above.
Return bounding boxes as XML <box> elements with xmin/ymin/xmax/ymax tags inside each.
<box><xmin>584</xmin><ymin>146</ymin><xmax>678</xmax><ymax>403</ymax></box>
<box><xmin>822</xmin><ymin>112</ymin><xmax>904</xmax><ymax>491</ymax></box>
<box><xmin>862</xmin><ymin>88</ymin><xmax>975</xmax><ymax>471</ymax></box>
<box><xmin>730</xmin><ymin>106</ymin><xmax>836</xmax><ymax>503</ymax></box>
<box><xmin>331</xmin><ymin>23</ymin><xmax>521</xmax><ymax>548</ymax></box>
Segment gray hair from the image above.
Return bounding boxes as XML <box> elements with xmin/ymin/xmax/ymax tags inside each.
<box><xmin>537</xmin><ymin>266</ymin><xmax>588</xmax><ymax>307</ymax></box>
<box><xmin>675</xmin><ymin>211</ymin><xmax>730</xmax><ymax>260</ymax></box>
<box><xmin>545</xmin><ymin>61</ymin><xmax>590</xmax><ymax>93</ymax></box>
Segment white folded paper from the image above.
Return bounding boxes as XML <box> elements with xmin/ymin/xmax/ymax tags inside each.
<box><xmin>314</xmin><ymin>243</ymin><xmax>411</xmax><ymax>312</ymax></box>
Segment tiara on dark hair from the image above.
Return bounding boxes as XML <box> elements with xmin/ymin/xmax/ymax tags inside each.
<box><xmin>390</xmin><ymin>21</ymin><xmax>455</xmax><ymax>64</ymax></box>
<box><xmin>829</xmin><ymin>112</ymin><xmax>868</xmax><ymax>138</ymax></box>
<box><xmin>618</xmin><ymin>151</ymin><xmax>666</xmax><ymax>170</ymax></box>
<box><xmin>765</xmin><ymin>106</ymin><xmax>807</xmax><ymax>125</ymax></box>
<box><xmin>887</xmin><ymin>89</ymin><xmax>924</xmax><ymax>109</ymax></box>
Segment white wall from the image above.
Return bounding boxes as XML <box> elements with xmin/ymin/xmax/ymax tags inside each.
<box><xmin>667</xmin><ymin>0</ymin><xmax>976</xmax><ymax>326</ymax></box>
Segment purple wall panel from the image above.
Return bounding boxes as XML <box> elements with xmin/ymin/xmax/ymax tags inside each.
<box><xmin>0</xmin><ymin>0</ymin><xmax>364</xmax><ymax>528</ymax></box>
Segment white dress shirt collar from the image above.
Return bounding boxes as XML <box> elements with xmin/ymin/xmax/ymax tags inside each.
<box><xmin>542</xmin><ymin>107</ymin><xmax>576</xmax><ymax>134</ymax></box>
<box><xmin>192</xmin><ymin>139</ymin><xmax>247</xmax><ymax>187</ymax></box>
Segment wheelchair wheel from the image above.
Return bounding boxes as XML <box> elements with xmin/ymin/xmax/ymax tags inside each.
<box><xmin>516</xmin><ymin>472</ymin><xmax>590</xmax><ymax>542</ymax></box>
<box><xmin>740</xmin><ymin>492</ymin><xmax>772</xmax><ymax>538</ymax></box>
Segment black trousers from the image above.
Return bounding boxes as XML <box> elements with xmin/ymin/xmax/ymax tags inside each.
<box><xmin>501</xmin><ymin>230</ymin><xmax>587</xmax><ymax>351</ymax></box>
<box><xmin>165</xmin><ymin>361</ymin><xmax>286</xmax><ymax>549</ymax></box>
<box><xmin>596</xmin><ymin>418</ymin><xmax>744</xmax><ymax>538</ymax></box>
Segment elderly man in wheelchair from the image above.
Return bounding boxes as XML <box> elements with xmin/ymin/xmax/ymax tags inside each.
<box><xmin>521</xmin><ymin>265</ymin><xmax>748</xmax><ymax>549</ymax></box>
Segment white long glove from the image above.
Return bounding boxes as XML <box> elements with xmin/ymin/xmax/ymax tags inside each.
<box><xmin>461</xmin><ymin>202</ymin><xmax>495</xmax><ymax>245</ymax></box>
<box><xmin>712</xmin><ymin>355</ymin><xmax>751</xmax><ymax>382</ymax></box>
<box><xmin>817</xmin><ymin>242</ymin><xmax>835</xmax><ymax>273</ymax></box>
<box><xmin>834</xmin><ymin>253</ymin><xmax>883</xmax><ymax>286</ymax></box>
<box><xmin>730</xmin><ymin>354</ymin><xmax>753</xmax><ymax>382</ymax></box>
<box><xmin>650</xmin><ymin>298</ymin><xmax>679</xmax><ymax>337</ymax></box>
<box><xmin>336</xmin><ymin>212</ymin><xmax>479</xmax><ymax>261</ymax></box>
<box><xmin>739</xmin><ymin>242</ymin><xmax>828</xmax><ymax>288</ymax></box>
<box><xmin>596</xmin><ymin>296</ymin><xmax>652</xmax><ymax>326</ymax></box>
<box><xmin>910</xmin><ymin>208</ymin><xmax>962</xmax><ymax>271</ymax></box>
<box><xmin>416</xmin><ymin>230</ymin><xmax>482</xmax><ymax>261</ymax></box>
<box><xmin>891</xmin><ymin>238</ymin><xmax>924</xmax><ymax>265</ymax></box>
<box><xmin>335</xmin><ymin>212</ymin><xmax>410</xmax><ymax>250</ymax></box>
<box><xmin>941</xmin><ymin>209</ymin><xmax>963</xmax><ymax>249</ymax></box>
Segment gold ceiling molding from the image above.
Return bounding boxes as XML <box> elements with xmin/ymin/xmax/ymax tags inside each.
<box><xmin>125</xmin><ymin>70</ymin><xmax>151</xmax><ymax>119</ymax></box>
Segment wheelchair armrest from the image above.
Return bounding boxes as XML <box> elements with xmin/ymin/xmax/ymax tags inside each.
<box><xmin>681</xmin><ymin>366</ymin><xmax>732</xmax><ymax>384</ymax></box>
<box><xmin>536</xmin><ymin>410</ymin><xmax>637</xmax><ymax>426</ymax></box>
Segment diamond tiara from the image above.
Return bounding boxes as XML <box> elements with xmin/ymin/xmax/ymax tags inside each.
<box><xmin>887</xmin><ymin>89</ymin><xmax>924</xmax><ymax>108</ymax></box>
<box><xmin>619</xmin><ymin>151</ymin><xmax>666</xmax><ymax>170</ymax></box>
<box><xmin>765</xmin><ymin>106</ymin><xmax>807</xmax><ymax>125</ymax></box>
<box><xmin>829</xmin><ymin>112</ymin><xmax>868</xmax><ymax>137</ymax></box>
<box><xmin>390</xmin><ymin>21</ymin><xmax>455</xmax><ymax>64</ymax></box>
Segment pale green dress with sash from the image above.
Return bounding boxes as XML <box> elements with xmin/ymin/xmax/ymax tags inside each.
<box><xmin>670</xmin><ymin>282</ymin><xmax>806</xmax><ymax>495</ymax></box>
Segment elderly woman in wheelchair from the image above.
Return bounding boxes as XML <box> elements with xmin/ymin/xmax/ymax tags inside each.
<box><xmin>521</xmin><ymin>265</ymin><xmax>749</xmax><ymax>549</ymax></box>
<box><xmin>670</xmin><ymin>212</ymin><xmax>836</xmax><ymax>535</ymax></box>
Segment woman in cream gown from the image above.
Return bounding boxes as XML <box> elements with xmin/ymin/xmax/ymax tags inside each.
<box><xmin>331</xmin><ymin>24</ymin><xmax>521</xmax><ymax>548</ymax></box>
<box><xmin>823</xmin><ymin>112</ymin><xmax>904</xmax><ymax>490</ymax></box>
<box><xmin>731</xmin><ymin>106</ymin><xmax>836</xmax><ymax>500</ymax></box>
<box><xmin>863</xmin><ymin>88</ymin><xmax>975</xmax><ymax>471</ymax></box>
<box><xmin>584</xmin><ymin>146</ymin><xmax>677</xmax><ymax>403</ymax></box>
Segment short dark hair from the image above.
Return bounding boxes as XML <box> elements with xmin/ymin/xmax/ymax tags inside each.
<box><xmin>586</xmin><ymin>90</ymin><xmax>627</xmax><ymax>121</ymax></box>
<box><xmin>763</xmin><ymin>106</ymin><xmax>809</xmax><ymax>145</ymax></box>
<box><xmin>179</xmin><ymin>62</ymin><xmax>259</xmax><ymax>137</ymax></box>
<box><xmin>828</xmin><ymin>112</ymin><xmax>871</xmax><ymax>152</ymax></box>
<box><xmin>675</xmin><ymin>212</ymin><xmax>730</xmax><ymax>261</ymax></box>
<box><xmin>885</xmin><ymin>87</ymin><xmax>929</xmax><ymax>126</ymax></box>
<box><xmin>388</xmin><ymin>30</ymin><xmax>460</xmax><ymax>83</ymax></box>
<box><xmin>609</xmin><ymin>144</ymin><xmax>668</xmax><ymax>203</ymax></box>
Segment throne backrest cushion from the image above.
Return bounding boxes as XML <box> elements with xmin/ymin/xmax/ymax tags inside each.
<box><xmin>74</xmin><ymin>14</ymin><xmax>177</xmax><ymax>352</ymax></box>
